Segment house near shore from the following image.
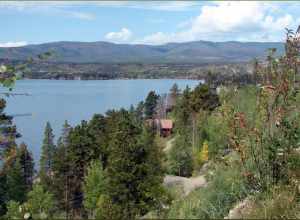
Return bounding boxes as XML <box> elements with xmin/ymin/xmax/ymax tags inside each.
<box><xmin>146</xmin><ymin>118</ymin><xmax>173</xmax><ymax>137</ymax></box>
<box><xmin>160</xmin><ymin>119</ymin><xmax>173</xmax><ymax>137</ymax></box>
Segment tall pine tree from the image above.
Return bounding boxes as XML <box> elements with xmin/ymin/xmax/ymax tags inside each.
<box><xmin>17</xmin><ymin>142</ymin><xmax>34</xmax><ymax>192</ymax></box>
<box><xmin>66</xmin><ymin>120</ymin><xmax>94</xmax><ymax>218</ymax></box>
<box><xmin>52</xmin><ymin>120</ymin><xmax>71</xmax><ymax>216</ymax></box>
<box><xmin>6</xmin><ymin>158</ymin><xmax>27</xmax><ymax>203</ymax></box>
<box><xmin>99</xmin><ymin>110</ymin><xmax>166</xmax><ymax>219</ymax></box>
<box><xmin>39</xmin><ymin>121</ymin><xmax>55</xmax><ymax>187</ymax></box>
<box><xmin>144</xmin><ymin>91</ymin><xmax>159</xmax><ymax>119</ymax></box>
<box><xmin>0</xmin><ymin>98</ymin><xmax>22</xmax><ymax>215</ymax></box>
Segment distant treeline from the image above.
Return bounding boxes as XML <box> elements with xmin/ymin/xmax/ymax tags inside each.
<box><xmin>1</xmin><ymin>59</ymin><xmax>255</xmax><ymax>85</ymax></box>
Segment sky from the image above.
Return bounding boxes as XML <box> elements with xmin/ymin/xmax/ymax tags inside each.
<box><xmin>0</xmin><ymin>1</ymin><xmax>300</xmax><ymax>47</ymax></box>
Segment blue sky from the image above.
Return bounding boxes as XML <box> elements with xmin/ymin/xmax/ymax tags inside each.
<box><xmin>0</xmin><ymin>1</ymin><xmax>299</xmax><ymax>47</ymax></box>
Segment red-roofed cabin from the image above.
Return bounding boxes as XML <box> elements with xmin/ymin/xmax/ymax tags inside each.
<box><xmin>160</xmin><ymin>119</ymin><xmax>173</xmax><ymax>137</ymax></box>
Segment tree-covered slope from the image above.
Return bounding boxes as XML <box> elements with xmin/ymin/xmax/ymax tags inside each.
<box><xmin>0</xmin><ymin>41</ymin><xmax>284</xmax><ymax>63</ymax></box>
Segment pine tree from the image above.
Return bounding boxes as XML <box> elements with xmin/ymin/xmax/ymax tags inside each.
<box><xmin>168</xmin><ymin>132</ymin><xmax>193</xmax><ymax>177</ymax></box>
<box><xmin>0</xmin><ymin>173</ymin><xmax>8</xmax><ymax>215</ymax></box>
<box><xmin>6</xmin><ymin>158</ymin><xmax>27</xmax><ymax>203</ymax></box>
<box><xmin>0</xmin><ymin>98</ymin><xmax>19</xmax><ymax>158</ymax></box>
<box><xmin>50</xmin><ymin>120</ymin><xmax>71</xmax><ymax>216</ymax></box>
<box><xmin>174</xmin><ymin>86</ymin><xmax>192</xmax><ymax>131</ymax></box>
<box><xmin>168</xmin><ymin>83</ymin><xmax>180</xmax><ymax>110</ymax></box>
<box><xmin>52</xmin><ymin>138</ymin><xmax>70</xmax><ymax>214</ymax></box>
<box><xmin>0</xmin><ymin>98</ymin><xmax>18</xmax><ymax>216</ymax></box>
<box><xmin>88</xmin><ymin>114</ymin><xmax>108</xmax><ymax>167</ymax></box>
<box><xmin>66</xmin><ymin>120</ymin><xmax>94</xmax><ymax>218</ymax></box>
<box><xmin>99</xmin><ymin>110</ymin><xmax>166</xmax><ymax>219</ymax></box>
<box><xmin>135</xmin><ymin>125</ymin><xmax>167</xmax><ymax>215</ymax></box>
<box><xmin>170</xmin><ymin>83</ymin><xmax>180</xmax><ymax>100</ymax></box>
<box><xmin>61</xmin><ymin>120</ymin><xmax>71</xmax><ymax>146</ymax></box>
<box><xmin>83</xmin><ymin>160</ymin><xmax>105</xmax><ymax>218</ymax></box>
<box><xmin>144</xmin><ymin>91</ymin><xmax>159</xmax><ymax>119</ymax></box>
<box><xmin>39</xmin><ymin>122</ymin><xmax>55</xmax><ymax>188</ymax></box>
<box><xmin>17</xmin><ymin>142</ymin><xmax>34</xmax><ymax>192</ymax></box>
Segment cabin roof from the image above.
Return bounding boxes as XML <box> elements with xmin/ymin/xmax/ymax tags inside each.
<box><xmin>160</xmin><ymin>119</ymin><xmax>173</xmax><ymax>129</ymax></box>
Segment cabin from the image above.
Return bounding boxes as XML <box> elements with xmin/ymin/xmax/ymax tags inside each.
<box><xmin>160</xmin><ymin>119</ymin><xmax>173</xmax><ymax>137</ymax></box>
<box><xmin>145</xmin><ymin>118</ymin><xmax>173</xmax><ymax>137</ymax></box>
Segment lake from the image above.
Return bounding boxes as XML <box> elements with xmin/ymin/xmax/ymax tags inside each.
<box><xmin>1</xmin><ymin>79</ymin><xmax>200</xmax><ymax>164</ymax></box>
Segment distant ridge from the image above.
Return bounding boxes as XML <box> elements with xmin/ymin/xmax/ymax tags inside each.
<box><xmin>0</xmin><ymin>40</ymin><xmax>285</xmax><ymax>64</ymax></box>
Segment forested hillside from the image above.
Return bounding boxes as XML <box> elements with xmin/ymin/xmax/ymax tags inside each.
<box><xmin>0</xmin><ymin>41</ymin><xmax>284</xmax><ymax>63</ymax></box>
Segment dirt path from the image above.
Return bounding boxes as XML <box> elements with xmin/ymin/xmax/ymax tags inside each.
<box><xmin>164</xmin><ymin>174</ymin><xmax>207</xmax><ymax>196</ymax></box>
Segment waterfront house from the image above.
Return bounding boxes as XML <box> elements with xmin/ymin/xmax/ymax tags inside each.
<box><xmin>160</xmin><ymin>119</ymin><xmax>173</xmax><ymax>137</ymax></box>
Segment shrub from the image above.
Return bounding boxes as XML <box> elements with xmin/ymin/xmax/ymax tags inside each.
<box><xmin>245</xmin><ymin>185</ymin><xmax>300</xmax><ymax>219</ymax></box>
<box><xmin>193</xmin><ymin>140</ymin><xmax>209</xmax><ymax>173</ymax></box>
<box><xmin>166</xmin><ymin>162</ymin><xmax>248</xmax><ymax>219</ymax></box>
<box><xmin>5</xmin><ymin>201</ymin><xmax>23</xmax><ymax>219</ymax></box>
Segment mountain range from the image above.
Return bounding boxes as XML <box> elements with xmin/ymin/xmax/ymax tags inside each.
<box><xmin>0</xmin><ymin>41</ymin><xmax>285</xmax><ymax>64</ymax></box>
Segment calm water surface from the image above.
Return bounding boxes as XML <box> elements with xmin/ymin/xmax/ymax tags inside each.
<box><xmin>2</xmin><ymin>79</ymin><xmax>200</xmax><ymax>163</ymax></box>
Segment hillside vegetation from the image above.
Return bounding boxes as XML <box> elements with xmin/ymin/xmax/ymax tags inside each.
<box><xmin>0</xmin><ymin>41</ymin><xmax>284</xmax><ymax>63</ymax></box>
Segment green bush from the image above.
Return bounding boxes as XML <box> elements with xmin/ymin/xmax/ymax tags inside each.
<box><xmin>166</xmin><ymin>162</ymin><xmax>248</xmax><ymax>219</ymax></box>
<box><xmin>245</xmin><ymin>185</ymin><xmax>300</xmax><ymax>219</ymax></box>
<box><xmin>5</xmin><ymin>201</ymin><xmax>23</xmax><ymax>219</ymax></box>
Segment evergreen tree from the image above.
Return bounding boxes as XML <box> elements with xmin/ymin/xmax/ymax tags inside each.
<box><xmin>61</xmin><ymin>120</ymin><xmax>71</xmax><ymax>146</ymax></box>
<box><xmin>170</xmin><ymin>83</ymin><xmax>180</xmax><ymax>100</ymax></box>
<box><xmin>39</xmin><ymin>122</ymin><xmax>56</xmax><ymax>188</ymax></box>
<box><xmin>88</xmin><ymin>114</ymin><xmax>108</xmax><ymax>167</ymax></box>
<box><xmin>144</xmin><ymin>91</ymin><xmax>159</xmax><ymax>119</ymax></box>
<box><xmin>6</xmin><ymin>158</ymin><xmax>27</xmax><ymax>203</ymax></box>
<box><xmin>168</xmin><ymin>132</ymin><xmax>193</xmax><ymax>177</ymax></box>
<box><xmin>134</xmin><ymin>101</ymin><xmax>145</xmax><ymax>123</ymax></box>
<box><xmin>83</xmin><ymin>160</ymin><xmax>105</xmax><ymax>218</ymax></box>
<box><xmin>99</xmin><ymin>110</ymin><xmax>166</xmax><ymax>219</ymax></box>
<box><xmin>0</xmin><ymin>98</ymin><xmax>19</xmax><ymax>158</ymax></box>
<box><xmin>168</xmin><ymin>83</ymin><xmax>180</xmax><ymax>110</ymax></box>
<box><xmin>51</xmin><ymin>120</ymin><xmax>71</xmax><ymax>215</ymax></box>
<box><xmin>0</xmin><ymin>98</ymin><xmax>22</xmax><ymax>216</ymax></box>
<box><xmin>135</xmin><ymin>125</ymin><xmax>168</xmax><ymax>215</ymax></box>
<box><xmin>174</xmin><ymin>86</ymin><xmax>192</xmax><ymax>131</ymax></box>
<box><xmin>0</xmin><ymin>173</ymin><xmax>7</xmax><ymax>215</ymax></box>
<box><xmin>170</xmin><ymin>86</ymin><xmax>194</xmax><ymax>177</ymax></box>
<box><xmin>190</xmin><ymin>83</ymin><xmax>220</xmax><ymax>113</ymax></box>
<box><xmin>66</xmin><ymin>120</ymin><xmax>95</xmax><ymax>218</ymax></box>
<box><xmin>52</xmin><ymin>138</ymin><xmax>70</xmax><ymax>215</ymax></box>
<box><xmin>17</xmin><ymin>142</ymin><xmax>34</xmax><ymax>192</ymax></box>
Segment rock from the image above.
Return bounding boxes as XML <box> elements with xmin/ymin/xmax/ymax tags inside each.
<box><xmin>164</xmin><ymin>175</ymin><xmax>207</xmax><ymax>196</ymax></box>
<box><xmin>225</xmin><ymin>197</ymin><xmax>254</xmax><ymax>219</ymax></box>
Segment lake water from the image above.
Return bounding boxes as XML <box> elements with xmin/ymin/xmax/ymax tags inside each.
<box><xmin>2</xmin><ymin>79</ymin><xmax>200</xmax><ymax>164</ymax></box>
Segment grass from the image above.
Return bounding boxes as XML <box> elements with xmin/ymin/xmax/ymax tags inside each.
<box><xmin>244</xmin><ymin>185</ymin><xmax>300</xmax><ymax>219</ymax></box>
<box><xmin>165</xmin><ymin>162</ymin><xmax>248</xmax><ymax>219</ymax></box>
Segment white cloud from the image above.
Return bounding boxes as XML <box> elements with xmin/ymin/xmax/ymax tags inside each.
<box><xmin>0</xmin><ymin>41</ymin><xmax>28</xmax><ymax>47</ymax></box>
<box><xmin>105</xmin><ymin>28</ymin><xmax>132</xmax><ymax>43</ymax></box>
<box><xmin>136</xmin><ymin>32</ymin><xmax>171</xmax><ymax>45</ymax></box>
<box><xmin>0</xmin><ymin>1</ymin><xmax>201</xmax><ymax>11</ymax></box>
<box><xmin>136</xmin><ymin>1</ymin><xmax>299</xmax><ymax>44</ymax></box>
